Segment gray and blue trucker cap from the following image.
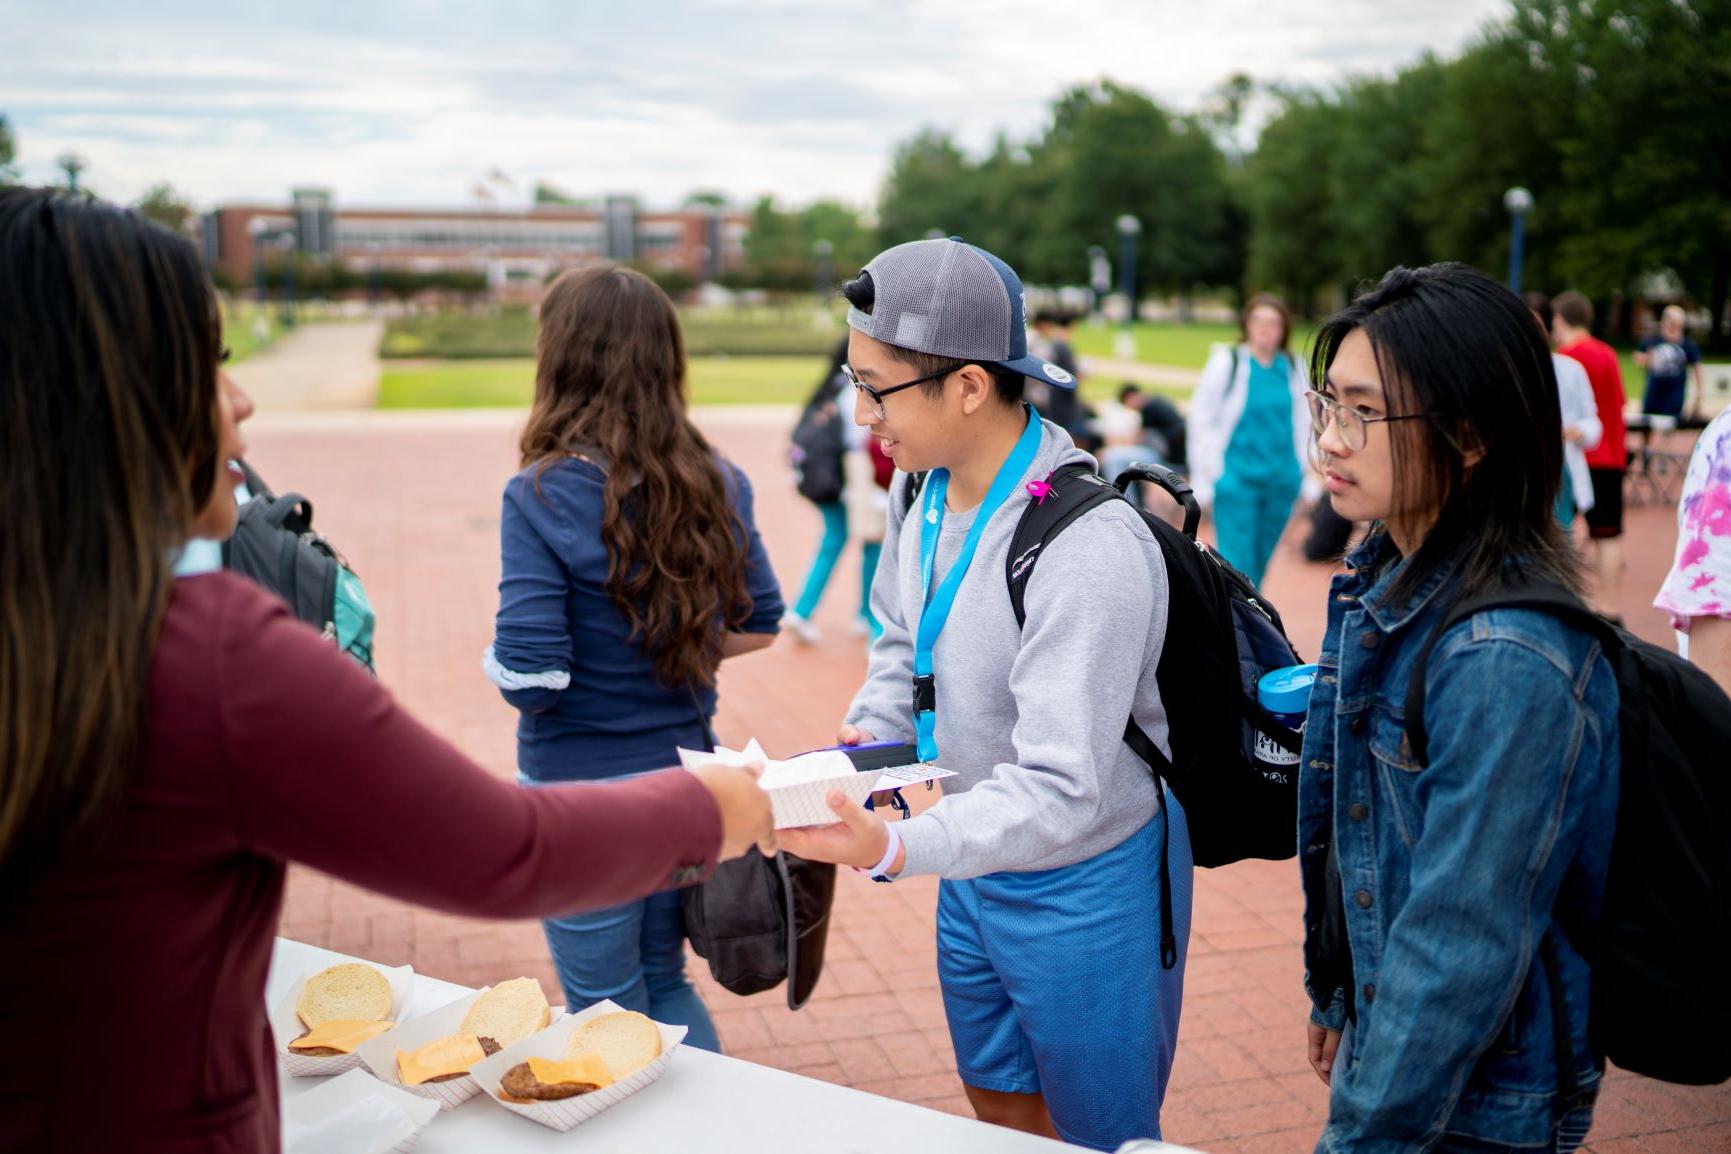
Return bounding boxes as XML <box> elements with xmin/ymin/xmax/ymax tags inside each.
<box><xmin>844</xmin><ymin>237</ymin><xmax>1077</xmax><ymax>390</ymax></box>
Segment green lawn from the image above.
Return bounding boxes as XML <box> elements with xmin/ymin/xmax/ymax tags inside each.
<box><xmin>377</xmin><ymin>355</ymin><xmax>831</xmax><ymax>409</ymax></box>
<box><xmin>382</xmin><ymin>306</ymin><xmax>846</xmax><ymax>360</ymax></box>
<box><xmin>220</xmin><ymin>304</ymin><xmax>283</xmax><ymax>363</ymax></box>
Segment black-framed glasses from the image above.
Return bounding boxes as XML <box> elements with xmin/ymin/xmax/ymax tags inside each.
<box><xmin>842</xmin><ymin>361</ymin><xmax>967</xmax><ymax>421</ymax></box>
<box><xmin>1306</xmin><ymin>389</ymin><xmax>1436</xmax><ymax>452</ymax></box>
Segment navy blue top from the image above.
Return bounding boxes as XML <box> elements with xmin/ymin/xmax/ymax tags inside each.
<box><xmin>490</xmin><ymin>456</ymin><xmax>783</xmax><ymax>782</ymax></box>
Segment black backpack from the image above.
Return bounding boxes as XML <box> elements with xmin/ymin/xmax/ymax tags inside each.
<box><xmin>1405</xmin><ymin>583</ymin><xmax>1731</xmax><ymax>1086</ymax></box>
<box><xmin>789</xmin><ymin>385</ymin><xmax>847</xmax><ymax>505</ymax></box>
<box><xmin>222</xmin><ymin>460</ymin><xmax>376</xmax><ymax>673</ymax></box>
<box><xmin>905</xmin><ymin>460</ymin><xmax>1305</xmax><ymax>968</ymax></box>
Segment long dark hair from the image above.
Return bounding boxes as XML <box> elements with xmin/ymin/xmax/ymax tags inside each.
<box><xmin>519</xmin><ymin>266</ymin><xmax>750</xmax><ymax>689</ymax></box>
<box><xmin>0</xmin><ymin>188</ymin><xmax>221</xmax><ymax>875</ymax></box>
<box><xmin>1309</xmin><ymin>263</ymin><xmax>1578</xmax><ymax>604</ymax></box>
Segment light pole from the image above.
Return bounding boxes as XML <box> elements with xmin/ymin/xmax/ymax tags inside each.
<box><xmin>57</xmin><ymin>153</ymin><xmax>86</xmax><ymax>192</ymax></box>
<box><xmin>1087</xmin><ymin>245</ymin><xmax>1110</xmax><ymax>324</ymax></box>
<box><xmin>1115</xmin><ymin>214</ymin><xmax>1141</xmax><ymax>359</ymax></box>
<box><xmin>812</xmin><ymin>238</ymin><xmax>835</xmax><ymax>326</ymax></box>
<box><xmin>1504</xmin><ymin>187</ymin><xmax>1533</xmax><ymax>296</ymax></box>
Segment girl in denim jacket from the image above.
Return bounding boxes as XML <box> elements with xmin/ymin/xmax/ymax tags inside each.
<box><xmin>1297</xmin><ymin>264</ymin><xmax>1618</xmax><ymax>1152</ymax></box>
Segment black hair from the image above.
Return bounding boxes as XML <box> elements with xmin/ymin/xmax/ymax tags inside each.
<box><xmin>842</xmin><ymin>269</ymin><xmax>1024</xmax><ymax>407</ymax></box>
<box><xmin>1117</xmin><ymin>383</ymin><xmax>1144</xmax><ymax>405</ymax></box>
<box><xmin>1521</xmin><ymin>291</ymin><xmax>1553</xmax><ymax>332</ymax></box>
<box><xmin>1309</xmin><ymin>263</ymin><xmax>1578</xmax><ymax>606</ymax></box>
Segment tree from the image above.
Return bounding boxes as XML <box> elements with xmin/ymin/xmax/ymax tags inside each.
<box><xmin>0</xmin><ymin>115</ymin><xmax>17</xmax><ymax>185</ymax></box>
<box><xmin>1244</xmin><ymin>90</ymin><xmax>1338</xmax><ymax>311</ymax></box>
<box><xmin>875</xmin><ymin>129</ymin><xmax>989</xmax><ymax>248</ymax></box>
<box><xmin>532</xmin><ymin>181</ymin><xmax>587</xmax><ymax>207</ymax></box>
<box><xmin>136</xmin><ymin>183</ymin><xmax>194</xmax><ymax>234</ymax></box>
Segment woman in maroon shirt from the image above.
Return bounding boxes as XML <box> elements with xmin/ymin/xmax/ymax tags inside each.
<box><xmin>0</xmin><ymin>188</ymin><xmax>774</xmax><ymax>1153</ymax></box>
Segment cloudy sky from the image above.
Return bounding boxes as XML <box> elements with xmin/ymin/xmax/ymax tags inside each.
<box><xmin>7</xmin><ymin>0</ymin><xmax>1509</xmax><ymax>212</ymax></box>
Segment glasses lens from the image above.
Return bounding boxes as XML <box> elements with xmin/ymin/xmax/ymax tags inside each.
<box><xmin>844</xmin><ymin>365</ymin><xmax>885</xmax><ymax>420</ymax></box>
<box><xmin>1307</xmin><ymin>392</ymin><xmax>1327</xmax><ymax>436</ymax></box>
<box><xmin>1340</xmin><ymin>406</ymin><xmax>1365</xmax><ymax>451</ymax></box>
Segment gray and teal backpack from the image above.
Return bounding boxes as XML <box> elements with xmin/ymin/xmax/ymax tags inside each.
<box><xmin>223</xmin><ymin>460</ymin><xmax>376</xmax><ymax>673</ymax></box>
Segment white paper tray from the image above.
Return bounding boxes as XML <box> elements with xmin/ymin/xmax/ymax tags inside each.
<box><xmin>271</xmin><ymin>963</ymin><xmax>416</xmax><ymax>1078</ymax></box>
<box><xmin>470</xmin><ymin>999</ymin><xmax>686</xmax><ymax>1132</ymax></box>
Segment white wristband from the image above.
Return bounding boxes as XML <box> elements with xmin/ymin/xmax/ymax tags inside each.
<box><xmin>865</xmin><ymin>824</ymin><xmax>902</xmax><ymax>880</ymax></box>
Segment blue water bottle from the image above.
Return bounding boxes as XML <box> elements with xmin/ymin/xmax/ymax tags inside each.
<box><xmin>1255</xmin><ymin>664</ymin><xmax>1318</xmax><ymax>784</ymax></box>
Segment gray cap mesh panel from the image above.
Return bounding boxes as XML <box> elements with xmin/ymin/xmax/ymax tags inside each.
<box><xmin>848</xmin><ymin>239</ymin><xmax>1011</xmax><ymax>362</ymax></box>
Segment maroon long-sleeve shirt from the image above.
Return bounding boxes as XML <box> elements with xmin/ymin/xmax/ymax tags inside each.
<box><xmin>0</xmin><ymin>573</ymin><xmax>722</xmax><ymax>1152</ymax></box>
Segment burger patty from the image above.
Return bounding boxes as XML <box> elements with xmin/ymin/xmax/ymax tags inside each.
<box><xmin>423</xmin><ymin>1036</ymin><xmax>500</xmax><ymax>1083</ymax></box>
<box><xmin>499</xmin><ymin>1061</ymin><xmax>602</xmax><ymax>1101</ymax></box>
<box><xmin>288</xmin><ymin>1041</ymin><xmax>346</xmax><ymax>1058</ymax></box>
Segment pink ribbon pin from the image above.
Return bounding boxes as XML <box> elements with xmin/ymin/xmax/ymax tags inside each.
<box><xmin>1026</xmin><ymin>472</ymin><xmax>1054</xmax><ymax>505</ymax></box>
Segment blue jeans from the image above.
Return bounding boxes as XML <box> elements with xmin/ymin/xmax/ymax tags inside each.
<box><xmin>517</xmin><ymin>773</ymin><xmax>720</xmax><ymax>1052</ymax></box>
<box><xmin>540</xmin><ymin>890</ymin><xmax>721</xmax><ymax>1053</ymax></box>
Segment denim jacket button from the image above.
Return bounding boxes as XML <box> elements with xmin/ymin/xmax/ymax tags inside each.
<box><xmin>1354</xmin><ymin>889</ymin><xmax>1373</xmax><ymax>908</ymax></box>
<box><xmin>1359</xmin><ymin>632</ymin><xmax>1381</xmax><ymax>649</ymax></box>
<box><xmin>1362</xmin><ymin>983</ymin><xmax>1376</xmax><ymax>1003</ymax></box>
<box><xmin>1348</xmin><ymin>803</ymin><xmax>1368</xmax><ymax>821</ymax></box>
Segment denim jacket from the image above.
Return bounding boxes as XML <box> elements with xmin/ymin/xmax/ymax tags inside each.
<box><xmin>1299</xmin><ymin>535</ymin><xmax>1618</xmax><ymax>1151</ymax></box>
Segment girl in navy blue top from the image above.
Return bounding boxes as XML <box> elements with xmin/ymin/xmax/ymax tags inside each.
<box><xmin>485</xmin><ymin>266</ymin><xmax>783</xmax><ymax>1050</ymax></box>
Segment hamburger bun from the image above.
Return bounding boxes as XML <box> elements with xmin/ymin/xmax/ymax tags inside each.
<box><xmin>563</xmin><ymin>1010</ymin><xmax>661</xmax><ymax>1080</ymax></box>
<box><xmin>295</xmin><ymin>963</ymin><xmax>391</xmax><ymax>1029</ymax></box>
<box><xmin>458</xmin><ymin>977</ymin><xmax>550</xmax><ymax>1050</ymax></box>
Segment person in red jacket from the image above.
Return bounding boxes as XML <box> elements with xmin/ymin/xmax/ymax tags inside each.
<box><xmin>1552</xmin><ymin>290</ymin><xmax>1629</xmax><ymax>617</ymax></box>
<box><xmin>0</xmin><ymin>187</ymin><xmax>774</xmax><ymax>1153</ymax></box>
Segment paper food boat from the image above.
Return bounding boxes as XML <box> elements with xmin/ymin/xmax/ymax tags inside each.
<box><xmin>271</xmin><ymin>963</ymin><xmax>416</xmax><ymax>1079</ymax></box>
<box><xmin>471</xmin><ymin>999</ymin><xmax>686</xmax><ymax>1132</ymax></box>
<box><xmin>281</xmin><ymin>1067</ymin><xmax>440</xmax><ymax>1154</ymax></box>
<box><xmin>355</xmin><ymin>987</ymin><xmax>563</xmax><ymax>1111</ymax></box>
<box><xmin>678</xmin><ymin>739</ymin><xmax>950</xmax><ymax>829</ymax></box>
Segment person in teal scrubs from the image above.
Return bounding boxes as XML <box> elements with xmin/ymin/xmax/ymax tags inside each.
<box><xmin>1187</xmin><ymin>294</ymin><xmax>1319</xmax><ymax>588</ymax></box>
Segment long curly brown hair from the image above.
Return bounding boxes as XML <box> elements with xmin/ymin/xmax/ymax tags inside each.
<box><xmin>520</xmin><ymin>266</ymin><xmax>751</xmax><ymax>689</ymax></box>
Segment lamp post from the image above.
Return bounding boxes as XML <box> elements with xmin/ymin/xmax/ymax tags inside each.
<box><xmin>1087</xmin><ymin>245</ymin><xmax>1110</xmax><ymax>324</ymax></box>
<box><xmin>1115</xmin><ymin>214</ymin><xmax>1141</xmax><ymax>359</ymax></box>
<box><xmin>812</xmin><ymin>238</ymin><xmax>835</xmax><ymax>327</ymax></box>
<box><xmin>276</xmin><ymin>234</ymin><xmax>297</xmax><ymax>328</ymax></box>
<box><xmin>57</xmin><ymin>153</ymin><xmax>86</xmax><ymax>192</ymax></box>
<box><xmin>1504</xmin><ymin>187</ymin><xmax>1533</xmax><ymax>296</ymax></box>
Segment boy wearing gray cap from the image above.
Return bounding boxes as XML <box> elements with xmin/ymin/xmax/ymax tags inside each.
<box><xmin>779</xmin><ymin>239</ymin><xmax>1191</xmax><ymax>1150</ymax></box>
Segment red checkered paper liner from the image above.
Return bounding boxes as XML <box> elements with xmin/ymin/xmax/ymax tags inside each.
<box><xmin>270</xmin><ymin>963</ymin><xmax>415</xmax><ymax>1079</ymax></box>
<box><xmin>355</xmin><ymin>987</ymin><xmax>563</xmax><ymax>1112</ymax></box>
<box><xmin>471</xmin><ymin>999</ymin><xmax>687</xmax><ymax>1131</ymax></box>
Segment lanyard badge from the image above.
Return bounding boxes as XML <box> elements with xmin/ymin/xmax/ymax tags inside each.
<box><xmin>912</xmin><ymin>407</ymin><xmax>1044</xmax><ymax>762</ymax></box>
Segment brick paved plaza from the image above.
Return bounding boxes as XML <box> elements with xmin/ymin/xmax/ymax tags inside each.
<box><xmin>249</xmin><ymin>404</ymin><xmax>1729</xmax><ymax>1152</ymax></box>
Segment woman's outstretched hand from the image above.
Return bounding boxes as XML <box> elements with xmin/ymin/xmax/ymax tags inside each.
<box><xmin>689</xmin><ymin>763</ymin><xmax>777</xmax><ymax>860</ymax></box>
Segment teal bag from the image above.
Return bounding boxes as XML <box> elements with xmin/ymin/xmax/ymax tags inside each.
<box><xmin>224</xmin><ymin>460</ymin><xmax>378</xmax><ymax>673</ymax></box>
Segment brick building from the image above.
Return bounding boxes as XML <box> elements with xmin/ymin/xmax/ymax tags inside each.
<box><xmin>201</xmin><ymin>188</ymin><xmax>748</xmax><ymax>298</ymax></box>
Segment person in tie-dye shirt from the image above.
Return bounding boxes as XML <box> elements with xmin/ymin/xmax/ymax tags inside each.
<box><xmin>1655</xmin><ymin>407</ymin><xmax>1731</xmax><ymax>693</ymax></box>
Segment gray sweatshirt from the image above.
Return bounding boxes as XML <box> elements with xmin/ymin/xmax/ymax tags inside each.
<box><xmin>845</xmin><ymin>417</ymin><xmax>1169</xmax><ymax>879</ymax></box>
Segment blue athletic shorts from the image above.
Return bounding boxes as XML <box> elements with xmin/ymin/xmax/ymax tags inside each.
<box><xmin>935</xmin><ymin>794</ymin><xmax>1193</xmax><ymax>1151</ymax></box>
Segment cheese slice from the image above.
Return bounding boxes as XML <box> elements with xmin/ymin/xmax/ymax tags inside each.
<box><xmin>525</xmin><ymin>1054</ymin><xmax>614</xmax><ymax>1089</ymax></box>
<box><xmin>288</xmin><ymin>1019</ymin><xmax>394</xmax><ymax>1054</ymax></box>
<box><xmin>396</xmin><ymin>1035</ymin><xmax>486</xmax><ymax>1086</ymax></box>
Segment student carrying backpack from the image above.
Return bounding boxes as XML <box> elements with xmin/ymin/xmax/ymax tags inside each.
<box><xmin>223</xmin><ymin>459</ymin><xmax>377</xmax><ymax>672</ymax></box>
<box><xmin>778</xmin><ymin>237</ymin><xmax>1193</xmax><ymax>1150</ymax></box>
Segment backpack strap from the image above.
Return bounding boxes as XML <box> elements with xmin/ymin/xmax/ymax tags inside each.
<box><xmin>899</xmin><ymin>470</ymin><xmax>928</xmax><ymax>516</ymax></box>
<box><xmin>1404</xmin><ymin>581</ymin><xmax>1616</xmax><ymax>767</ymax></box>
<box><xmin>1004</xmin><ymin>463</ymin><xmax>1119</xmax><ymax>628</ymax></box>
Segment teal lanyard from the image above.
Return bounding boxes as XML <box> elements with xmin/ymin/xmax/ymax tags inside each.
<box><xmin>913</xmin><ymin>406</ymin><xmax>1044</xmax><ymax>762</ymax></box>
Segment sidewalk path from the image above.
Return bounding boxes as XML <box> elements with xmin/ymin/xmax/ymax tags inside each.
<box><xmin>249</xmin><ymin>408</ymin><xmax>1729</xmax><ymax>1152</ymax></box>
<box><xmin>228</xmin><ymin>320</ymin><xmax>384</xmax><ymax>411</ymax></box>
